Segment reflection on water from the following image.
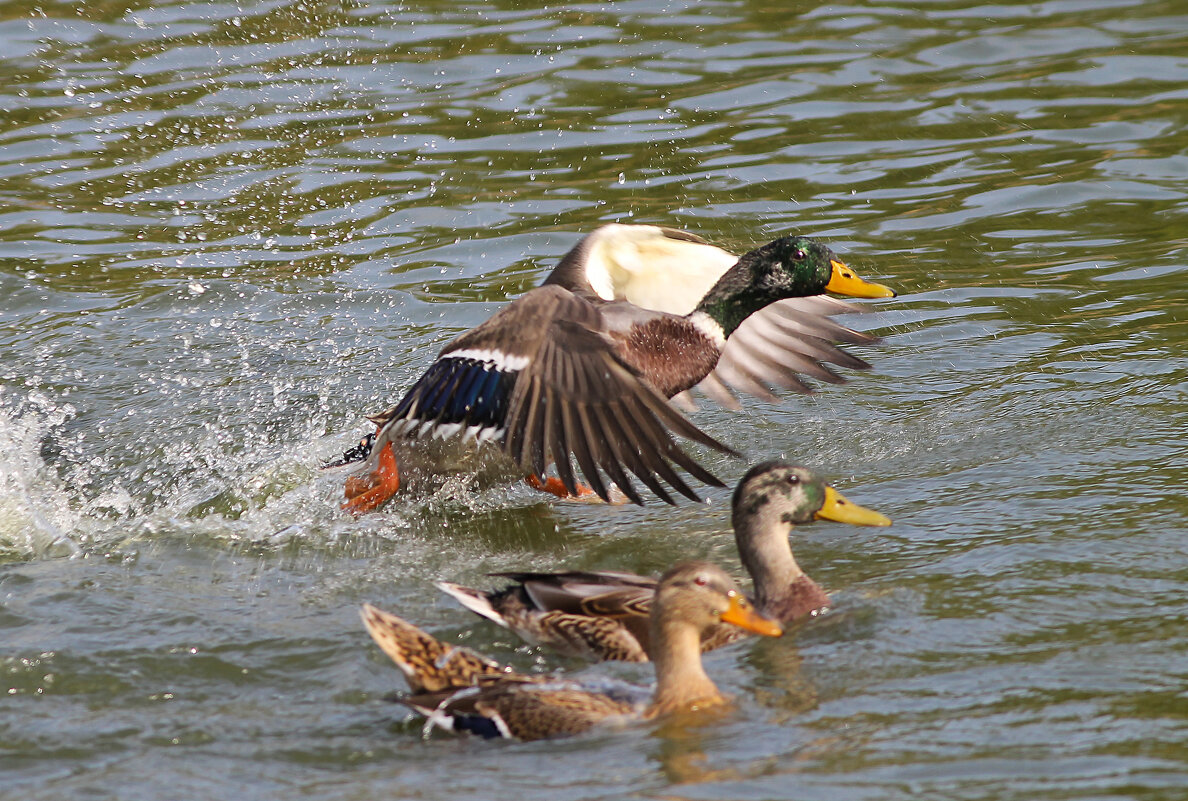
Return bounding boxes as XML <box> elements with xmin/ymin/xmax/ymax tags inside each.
<box><xmin>2</xmin><ymin>0</ymin><xmax>1187</xmax><ymax>799</ymax></box>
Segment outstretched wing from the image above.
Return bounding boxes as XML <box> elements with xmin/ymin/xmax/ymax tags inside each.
<box><xmin>693</xmin><ymin>296</ymin><xmax>879</xmax><ymax>409</ymax></box>
<box><xmin>376</xmin><ymin>285</ymin><xmax>736</xmax><ymax>504</ymax></box>
<box><xmin>542</xmin><ymin>225</ymin><xmax>884</xmax><ymax>409</ymax></box>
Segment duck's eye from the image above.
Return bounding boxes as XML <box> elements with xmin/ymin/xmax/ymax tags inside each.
<box><xmin>792</xmin><ymin>248</ymin><xmax>807</xmax><ymax>260</ymax></box>
<box><xmin>694</xmin><ymin>575</ymin><xmax>708</xmax><ymax>587</ymax></box>
<box><xmin>786</xmin><ymin>474</ymin><xmax>800</xmax><ymax>486</ymax></box>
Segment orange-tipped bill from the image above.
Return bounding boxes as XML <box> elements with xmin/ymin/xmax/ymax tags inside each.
<box><xmin>825</xmin><ymin>259</ymin><xmax>896</xmax><ymax>299</ymax></box>
<box><xmin>718</xmin><ymin>592</ymin><xmax>783</xmax><ymax>638</ymax></box>
<box><xmin>815</xmin><ymin>485</ymin><xmax>892</xmax><ymax>527</ymax></box>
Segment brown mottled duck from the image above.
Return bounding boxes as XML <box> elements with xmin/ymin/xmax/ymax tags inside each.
<box><xmin>360</xmin><ymin>562</ymin><xmax>782</xmax><ymax>741</ymax></box>
<box><xmin>437</xmin><ymin>461</ymin><xmax>890</xmax><ymax>662</ymax></box>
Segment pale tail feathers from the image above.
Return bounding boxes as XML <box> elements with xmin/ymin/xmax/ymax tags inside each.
<box><xmin>434</xmin><ymin>581</ymin><xmax>512</xmax><ymax>629</ymax></box>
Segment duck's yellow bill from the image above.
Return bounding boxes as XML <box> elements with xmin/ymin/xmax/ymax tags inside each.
<box><xmin>815</xmin><ymin>485</ymin><xmax>892</xmax><ymax>527</ymax></box>
<box><xmin>825</xmin><ymin>259</ymin><xmax>897</xmax><ymax>299</ymax></box>
<box><xmin>719</xmin><ymin>592</ymin><xmax>783</xmax><ymax>638</ymax></box>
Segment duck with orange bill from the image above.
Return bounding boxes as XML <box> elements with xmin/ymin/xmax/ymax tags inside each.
<box><xmin>360</xmin><ymin>562</ymin><xmax>782</xmax><ymax>741</ymax></box>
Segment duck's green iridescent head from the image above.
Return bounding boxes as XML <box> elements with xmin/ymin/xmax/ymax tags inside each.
<box><xmin>695</xmin><ymin>235</ymin><xmax>895</xmax><ymax>336</ymax></box>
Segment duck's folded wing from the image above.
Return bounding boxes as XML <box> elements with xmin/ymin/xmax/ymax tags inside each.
<box><xmin>414</xmin><ymin>681</ymin><xmax>637</xmax><ymax>741</ymax></box>
<box><xmin>500</xmin><ymin>571</ymin><xmax>657</xmax><ymax>618</ymax></box>
<box><xmin>696</xmin><ymin>296</ymin><xmax>880</xmax><ymax>410</ymax></box>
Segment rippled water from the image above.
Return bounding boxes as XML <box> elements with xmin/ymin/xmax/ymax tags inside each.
<box><xmin>2</xmin><ymin>1</ymin><xmax>1186</xmax><ymax>798</ymax></box>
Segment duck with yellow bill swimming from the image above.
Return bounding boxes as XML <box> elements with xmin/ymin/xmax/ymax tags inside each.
<box><xmin>437</xmin><ymin>461</ymin><xmax>890</xmax><ymax>662</ymax></box>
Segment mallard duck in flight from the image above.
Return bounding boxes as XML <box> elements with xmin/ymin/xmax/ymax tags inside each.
<box><xmin>335</xmin><ymin>232</ymin><xmax>895</xmax><ymax>513</ymax></box>
<box><xmin>360</xmin><ymin>561</ymin><xmax>782</xmax><ymax>741</ymax></box>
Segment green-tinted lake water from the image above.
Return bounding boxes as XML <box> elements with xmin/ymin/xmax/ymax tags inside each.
<box><xmin>2</xmin><ymin>1</ymin><xmax>1186</xmax><ymax>798</ymax></box>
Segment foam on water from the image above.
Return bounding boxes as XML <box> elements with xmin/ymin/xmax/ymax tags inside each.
<box><xmin>0</xmin><ymin>391</ymin><xmax>81</xmax><ymax>559</ymax></box>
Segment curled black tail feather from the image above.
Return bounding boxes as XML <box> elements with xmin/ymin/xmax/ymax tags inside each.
<box><xmin>322</xmin><ymin>431</ymin><xmax>376</xmax><ymax>469</ymax></box>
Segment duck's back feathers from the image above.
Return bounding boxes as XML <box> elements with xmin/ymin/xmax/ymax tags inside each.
<box><xmin>545</xmin><ymin>224</ymin><xmax>736</xmax><ymax>312</ymax></box>
<box><xmin>438</xmin><ymin>572</ymin><xmax>655</xmax><ymax>662</ymax></box>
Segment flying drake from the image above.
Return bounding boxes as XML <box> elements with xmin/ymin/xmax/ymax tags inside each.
<box><xmin>545</xmin><ymin>223</ymin><xmax>897</xmax><ymax>408</ymax></box>
<box><xmin>336</xmin><ymin>232</ymin><xmax>895</xmax><ymax>513</ymax></box>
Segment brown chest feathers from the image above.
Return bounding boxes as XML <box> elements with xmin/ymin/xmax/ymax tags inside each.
<box><xmin>762</xmin><ymin>576</ymin><xmax>831</xmax><ymax>623</ymax></box>
<box><xmin>612</xmin><ymin>318</ymin><xmax>720</xmax><ymax>398</ymax></box>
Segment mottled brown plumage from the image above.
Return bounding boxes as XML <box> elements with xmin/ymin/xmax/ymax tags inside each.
<box><xmin>360</xmin><ymin>604</ymin><xmax>512</xmax><ymax>693</ymax></box>
<box><xmin>437</xmin><ymin>462</ymin><xmax>891</xmax><ymax>661</ymax></box>
<box><xmin>361</xmin><ymin>562</ymin><xmax>782</xmax><ymax>741</ymax></box>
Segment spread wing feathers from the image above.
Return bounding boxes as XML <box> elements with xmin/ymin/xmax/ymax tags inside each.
<box><xmin>371</xmin><ymin>285</ymin><xmax>734</xmax><ymax>504</ymax></box>
<box><xmin>700</xmin><ymin>296</ymin><xmax>879</xmax><ymax>409</ymax></box>
<box><xmin>376</xmin><ymin>286</ymin><xmax>582</xmax><ymax>446</ymax></box>
<box><xmin>501</xmin><ymin>302</ymin><xmax>735</xmax><ymax>505</ymax></box>
<box><xmin>381</xmin><ymin>357</ymin><xmax>518</xmax><ymax>443</ymax></box>
<box><xmin>359</xmin><ymin>603</ymin><xmax>512</xmax><ymax>694</ymax></box>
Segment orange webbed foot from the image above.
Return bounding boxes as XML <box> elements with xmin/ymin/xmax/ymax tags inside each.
<box><xmin>524</xmin><ymin>474</ymin><xmax>612</xmax><ymax>504</ymax></box>
<box><xmin>342</xmin><ymin>442</ymin><xmax>401</xmax><ymax>515</ymax></box>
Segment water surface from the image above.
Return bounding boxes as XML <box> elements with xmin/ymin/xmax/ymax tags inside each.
<box><xmin>2</xmin><ymin>1</ymin><xmax>1187</xmax><ymax>799</ymax></box>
